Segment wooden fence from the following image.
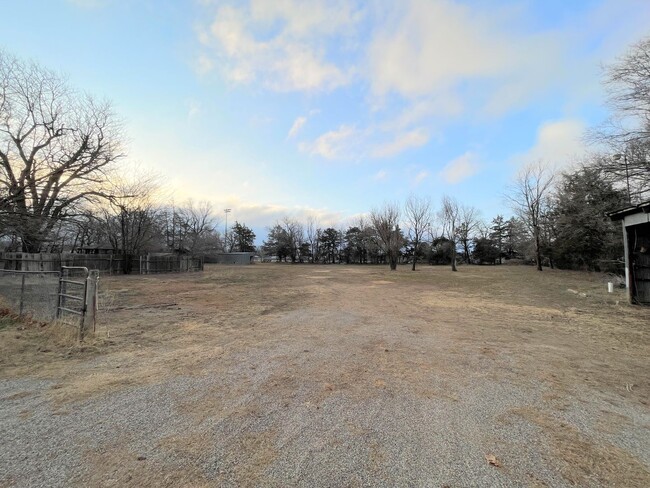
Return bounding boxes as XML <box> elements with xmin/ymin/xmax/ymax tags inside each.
<box><xmin>0</xmin><ymin>253</ymin><xmax>204</xmax><ymax>274</ymax></box>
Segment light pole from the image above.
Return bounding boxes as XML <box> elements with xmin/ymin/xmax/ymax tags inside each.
<box><xmin>224</xmin><ymin>208</ymin><xmax>231</xmax><ymax>251</ymax></box>
<box><xmin>612</xmin><ymin>153</ymin><xmax>631</xmax><ymax>203</ymax></box>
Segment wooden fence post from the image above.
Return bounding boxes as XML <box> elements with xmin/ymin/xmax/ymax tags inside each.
<box><xmin>84</xmin><ymin>270</ymin><xmax>99</xmax><ymax>334</ymax></box>
<box><xmin>19</xmin><ymin>273</ymin><xmax>26</xmax><ymax>317</ymax></box>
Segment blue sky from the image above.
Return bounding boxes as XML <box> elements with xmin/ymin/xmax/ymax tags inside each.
<box><xmin>1</xmin><ymin>0</ymin><xmax>649</xmax><ymax>237</ymax></box>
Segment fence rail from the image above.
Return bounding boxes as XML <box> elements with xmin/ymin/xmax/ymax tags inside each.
<box><xmin>0</xmin><ymin>253</ymin><xmax>204</xmax><ymax>274</ymax></box>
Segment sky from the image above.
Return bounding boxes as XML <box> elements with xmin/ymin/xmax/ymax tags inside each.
<box><xmin>1</xmin><ymin>0</ymin><xmax>649</xmax><ymax>240</ymax></box>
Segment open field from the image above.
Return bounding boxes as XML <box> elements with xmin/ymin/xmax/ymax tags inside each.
<box><xmin>1</xmin><ymin>263</ymin><xmax>649</xmax><ymax>487</ymax></box>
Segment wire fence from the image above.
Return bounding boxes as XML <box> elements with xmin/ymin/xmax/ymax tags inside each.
<box><xmin>0</xmin><ymin>268</ymin><xmax>99</xmax><ymax>339</ymax></box>
<box><xmin>0</xmin><ymin>270</ymin><xmax>60</xmax><ymax>322</ymax></box>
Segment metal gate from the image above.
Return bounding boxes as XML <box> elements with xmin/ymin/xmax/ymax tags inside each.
<box><xmin>56</xmin><ymin>266</ymin><xmax>89</xmax><ymax>339</ymax></box>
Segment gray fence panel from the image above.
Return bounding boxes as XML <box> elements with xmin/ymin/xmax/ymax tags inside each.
<box><xmin>0</xmin><ymin>270</ymin><xmax>60</xmax><ymax>322</ymax></box>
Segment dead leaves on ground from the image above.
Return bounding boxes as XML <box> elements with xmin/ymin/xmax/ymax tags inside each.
<box><xmin>485</xmin><ymin>454</ymin><xmax>501</xmax><ymax>467</ymax></box>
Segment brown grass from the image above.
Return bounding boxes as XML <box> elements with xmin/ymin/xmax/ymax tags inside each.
<box><xmin>1</xmin><ymin>263</ymin><xmax>648</xmax><ymax>486</ymax></box>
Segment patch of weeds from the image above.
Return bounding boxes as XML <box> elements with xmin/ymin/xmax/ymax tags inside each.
<box><xmin>0</xmin><ymin>307</ymin><xmax>23</xmax><ymax>331</ymax></box>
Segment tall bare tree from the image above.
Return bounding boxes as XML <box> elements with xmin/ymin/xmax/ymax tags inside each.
<box><xmin>457</xmin><ymin>205</ymin><xmax>481</xmax><ymax>263</ymax></box>
<box><xmin>370</xmin><ymin>202</ymin><xmax>402</xmax><ymax>270</ymax></box>
<box><xmin>440</xmin><ymin>196</ymin><xmax>461</xmax><ymax>271</ymax></box>
<box><xmin>506</xmin><ymin>162</ymin><xmax>556</xmax><ymax>271</ymax></box>
<box><xmin>589</xmin><ymin>36</ymin><xmax>650</xmax><ymax>201</ymax></box>
<box><xmin>0</xmin><ymin>50</ymin><xmax>123</xmax><ymax>251</ymax></box>
<box><xmin>404</xmin><ymin>195</ymin><xmax>432</xmax><ymax>271</ymax></box>
<box><xmin>99</xmin><ymin>171</ymin><xmax>160</xmax><ymax>274</ymax></box>
<box><xmin>306</xmin><ymin>216</ymin><xmax>320</xmax><ymax>263</ymax></box>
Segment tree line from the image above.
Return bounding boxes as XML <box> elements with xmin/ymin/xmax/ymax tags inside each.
<box><xmin>259</xmin><ymin>160</ymin><xmax>628</xmax><ymax>273</ymax></box>
<box><xmin>0</xmin><ymin>36</ymin><xmax>648</xmax><ymax>273</ymax></box>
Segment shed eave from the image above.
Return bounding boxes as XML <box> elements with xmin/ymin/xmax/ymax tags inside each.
<box><xmin>608</xmin><ymin>199</ymin><xmax>650</xmax><ymax>221</ymax></box>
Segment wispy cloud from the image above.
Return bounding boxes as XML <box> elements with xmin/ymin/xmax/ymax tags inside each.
<box><xmin>371</xmin><ymin>128</ymin><xmax>429</xmax><ymax>158</ymax></box>
<box><xmin>187</xmin><ymin>100</ymin><xmax>200</xmax><ymax>121</ymax></box>
<box><xmin>439</xmin><ymin>152</ymin><xmax>480</xmax><ymax>184</ymax></box>
<box><xmin>373</xmin><ymin>169</ymin><xmax>388</xmax><ymax>181</ymax></box>
<box><xmin>413</xmin><ymin>170</ymin><xmax>429</xmax><ymax>185</ymax></box>
<box><xmin>66</xmin><ymin>0</ymin><xmax>105</xmax><ymax>8</ymax></box>
<box><xmin>194</xmin><ymin>54</ymin><xmax>214</xmax><ymax>75</ymax></box>
<box><xmin>288</xmin><ymin>116</ymin><xmax>307</xmax><ymax>138</ymax></box>
<box><xmin>300</xmin><ymin>124</ymin><xmax>358</xmax><ymax>160</ymax></box>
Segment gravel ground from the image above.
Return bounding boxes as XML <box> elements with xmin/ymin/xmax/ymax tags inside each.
<box><xmin>1</xmin><ymin>264</ymin><xmax>648</xmax><ymax>487</ymax></box>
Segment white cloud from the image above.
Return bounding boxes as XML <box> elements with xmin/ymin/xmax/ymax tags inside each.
<box><xmin>300</xmin><ymin>124</ymin><xmax>431</xmax><ymax>161</ymax></box>
<box><xmin>200</xmin><ymin>0</ymin><xmax>360</xmax><ymax>92</ymax></box>
<box><xmin>366</xmin><ymin>0</ymin><xmax>580</xmax><ymax>116</ymax></box>
<box><xmin>369</xmin><ymin>1</ymin><xmax>513</xmax><ymax>98</ymax></box>
<box><xmin>249</xmin><ymin>0</ymin><xmax>361</xmax><ymax>37</ymax></box>
<box><xmin>371</xmin><ymin>128</ymin><xmax>429</xmax><ymax>158</ymax></box>
<box><xmin>439</xmin><ymin>152</ymin><xmax>480</xmax><ymax>184</ymax></box>
<box><xmin>513</xmin><ymin>119</ymin><xmax>586</xmax><ymax>168</ymax></box>
<box><xmin>300</xmin><ymin>124</ymin><xmax>358</xmax><ymax>159</ymax></box>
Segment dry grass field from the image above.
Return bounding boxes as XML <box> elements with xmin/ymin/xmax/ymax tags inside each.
<box><xmin>1</xmin><ymin>263</ymin><xmax>649</xmax><ymax>487</ymax></box>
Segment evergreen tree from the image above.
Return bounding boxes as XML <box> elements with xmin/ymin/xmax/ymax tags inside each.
<box><xmin>552</xmin><ymin>166</ymin><xmax>626</xmax><ymax>270</ymax></box>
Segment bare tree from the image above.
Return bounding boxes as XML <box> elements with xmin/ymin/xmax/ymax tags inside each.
<box><xmin>506</xmin><ymin>162</ymin><xmax>556</xmax><ymax>271</ymax></box>
<box><xmin>177</xmin><ymin>200</ymin><xmax>218</xmax><ymax>253</ymax></box>
<box><xmin>588</xmin><ymin>36</ymin><xmax>650</xmax><ymax>201</ymax></box>
<box><xmin>457</xmin><ymin>205</ymin><xmax>481</xmax><ymax>263</ymax></box>
<box><xmin>0</xmin><ymin>50</ymin><xmax>124</xmax><ymax>251</ymax></box>
<box><xmin>440</xmin><ymin>196</ymin><xmax>461</xmax><ymax>271</ymax></box>
<box><xmin>99</xmin><ymin>170</ymin><xmax>160</xmax><ymax>274</ymax></box>
<box><xmin>596</xmin><ymin>36</ymin><xmax>650</xmax><ymax>146</ymax></box>
<box><xmin>404</xmin><ymin>195</ymin><xmax>432</xmax><ymax>271</ymax></box>
<box><xmin>282</xmin><ymin>217</ymin><xmax>304</xmax><ymax>263</ymax></box>
<box><xmin>370</xmin><ymin>202</ymin><xmax>402</xmax><ymax>270</ymax></box>
<box><xmin>306</xmin><ymin>216</ymin><xmax>319</xmax><ymax>263</ymax></box>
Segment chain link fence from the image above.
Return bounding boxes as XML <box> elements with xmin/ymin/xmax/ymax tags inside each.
<box><xmin>0</xmin><ymin>268</ymin><xmax>99</xmax><ymax>340</ymax></box>
<box><xmin>0</xmin><ymin>270</ymin><xmax>60</xmax><ymax>322</ymax></box>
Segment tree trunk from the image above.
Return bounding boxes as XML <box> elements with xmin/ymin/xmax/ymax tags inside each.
<box><xmin>534</xmin><ymin>226</ymin><xmax>542</xmax><ymax>271</ymax></box>
<box><xmin>451</xmin><ymin>242</ymin><xmax>457</xmax><ymax>272</ymax></box>
<box><xmin>21</xmin><ymin>237</ymin><xmax>42</xmax><ymax>253</ymax></box>
<box><xmin>389</xmin><ymin>251</ymin><xmax>397</xmax><ymax>270</ymax></box>
<box><xmin>411</xmin><ymin>238</ymin><xmax>418</xmax><ymax>271</ymax></box>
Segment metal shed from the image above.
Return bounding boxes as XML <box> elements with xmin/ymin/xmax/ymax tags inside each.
<box><xmin>609</xmin><ymin>200</ymin><xmax>650</xmax><ymax>304</ymax></box>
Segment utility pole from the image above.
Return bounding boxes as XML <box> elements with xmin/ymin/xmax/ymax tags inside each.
<box><xmin>612</xmin><ymin>153</ymin><xmax>632</xmax><ymax>203</ymax></box>
<box><xmin>224</xmin><ymin>208</ymin><xmax>231</xmax><ymax>251</ymax></box>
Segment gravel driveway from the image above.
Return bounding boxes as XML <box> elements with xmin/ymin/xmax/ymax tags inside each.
<box><xmin>1</xmin><ymin>265</ymin><xmax>648</xmax><ymax>486</ymax></box>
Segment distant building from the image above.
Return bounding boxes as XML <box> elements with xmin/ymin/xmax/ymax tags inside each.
<box><xmin>207</xmin><ymin>252</ymin><xmax>256</xmax><ymax>265</ymax></box>
<box><xmin>75</xmin><ymin>245</ymin><xmax>114</xmax><ymax>255</ymax></box>
<box><xmin>609</xmin><ymin>200</ymin><xmax>650</xmax><ymax>304</ymax></box>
